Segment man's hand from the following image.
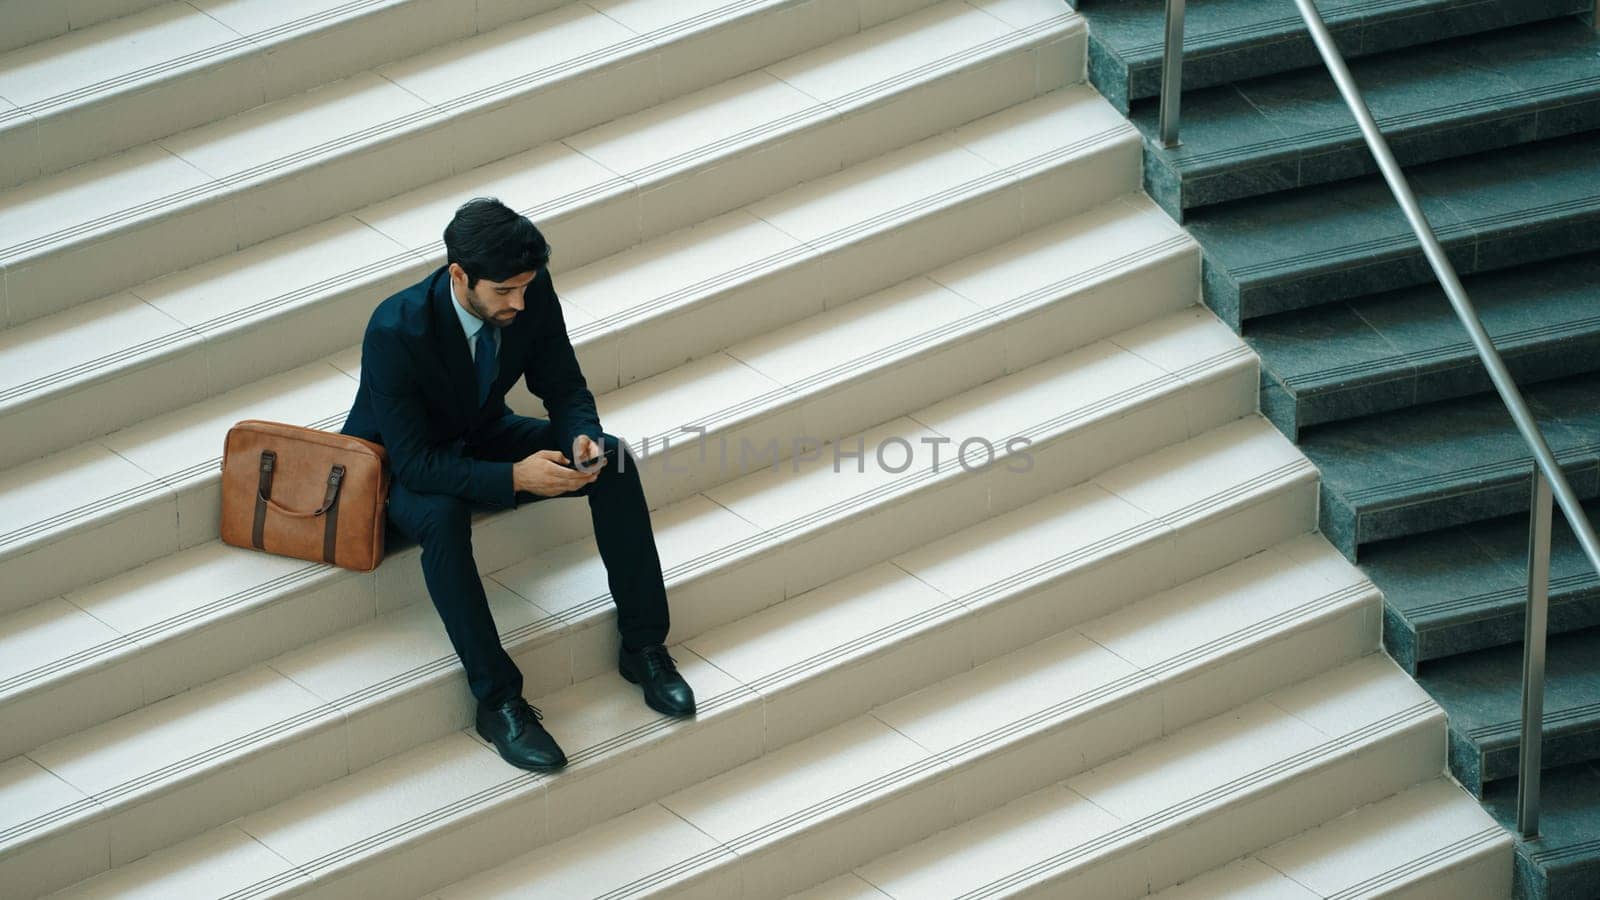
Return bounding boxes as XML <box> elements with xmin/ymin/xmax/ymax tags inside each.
<box><xmin>513</xmin><ymin>449</ymin><xmax>601</xmax><ymax>497</ymax></box>
<box><xmin>572</xmin><ymin>434</ymin><xmax>606</xmax><ymax>471</ymax></box>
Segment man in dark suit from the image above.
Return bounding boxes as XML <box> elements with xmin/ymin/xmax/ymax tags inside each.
<box><xmin>341</xmin><ymin>197</ymin><xmax>694</xmax><ymax>772</ymax></box>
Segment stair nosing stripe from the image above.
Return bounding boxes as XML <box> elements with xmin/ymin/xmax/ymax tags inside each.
<box><xmin>1339</xmin><ymin>442</ymin><xmax>1600</xmax><ymax>504</ymax></box>
<box><xmin>1175</xmin><ymin>76</ymin><xmax>1600</xmax><ymax>168</ymax></box>
<box><xmin>1530</xmin><ymin>833</ymin><xmax>1600</xmax><ymax>862</ymax></box>
<box><xmin>1225</xmin><ymin>194</ymin><xmax>1600</xmax><ymax>281</ymax></box>
<box><xmin>962</xmin><ymin>702</ymin><xmax>1441</xmax><ymax>896</ymax></box>
<box><xmin>1465</xmin><ymin>698</ymin><xmax>1600</xmax><ymax>741</ymax></box>
<box><xmin>0</xmin><ymin>564</ymin><xmax>330</xmax><ymax>699</ymax></box>
<box><xmin>613</xmin><ymin>14</ymin><xmax>1088</xmax><ymax>191</ymax></box>
<box><xmin>779</xmin><ymin>239</ymin><xmax>1191</xmax><ymax>399</ymax></box>
<box><xmin>936</xmin><ymin>586</ymin><xmax>1370</xmax><ymax>764</ymax></box>
<box><xmin>954</xmin><ymin>701</ymin><xmax>1439</xmax><ymax>899</ymax></box>
<box><xmin>749</xmin><ymin>520</ymin><xmax>1363</xmax><ymax>698</ymax></box>
<box><xmin>0</xmin><ymin>0</ymin><xmax>470</xmax><ymax>122</ymax></box>
<box><xmin>1324</xmin><ymin>825</ymin><xmax>1509</xmax><ymax>899</ymax></box>
<box><xmin>1120</xmin><ymin>0</ymin><xmax>1432</xmax><ymax>58</ymax></box>
<box><xmin>1280</xmin><ymin>314</ymin><xmax>1600</xmax><ymax>388</ymax></box>
<box><xmin>1406</xmin><ymin>570</ymin><xmax>1600</xmax><ymax>621</ymax></box>
<box><xmin>593</xmin><ymin>845</ymin><xmax>736</xmax><ymax>898</ymax></box>
<box><xmin>0</xmin><ymin>478</ymin><xmax>176</xmax><ymax>548</ymax></box>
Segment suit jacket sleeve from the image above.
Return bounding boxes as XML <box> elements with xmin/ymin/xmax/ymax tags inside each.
<box><xmin>530</xmin><ymin>271</ymin><xmax>604</xmax><ymax>458</ymax></box>
<box><xmin>363</xmin><ymin>324</ymin><xmax>517</xmax><ymax>509</ymax></box>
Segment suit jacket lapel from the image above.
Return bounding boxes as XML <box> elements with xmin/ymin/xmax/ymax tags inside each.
<box><xmin>428</xmin><ymin>268</ymin><xmax>482</xmax><ymax>423</ymax></box>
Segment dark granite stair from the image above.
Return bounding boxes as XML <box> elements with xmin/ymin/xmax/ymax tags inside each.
<box><xmin>1369</xmin><ymin>498</ymin><xmax>1600</xmax><ymax>673</ymax></box>
<box><xmin>1303</xmin><ymin>371</ymin><xmax>1600</xmax><ymax>561</ymax></box>
<box><xmin>1082</xmin><ymin>1</ymin><xmax>1600</xmax><ymax>895</ymax></box>
<box><xmin>1186</xmin><ymin>129</ymin><xmax>1600</xmax><ymax>331</ymax></box>
<box><xmin>1249</xmin><ymin>255</ymin><xmax>1600</xmax><ymax>440</ymax></box>
<box><xmin>1067</xmin><ymin>0</ymin><xmax>1588</xmax><ymax>113</ymax></box>
<box><xmin>1484</xmin><ymin>760</ymin><xmax>1600</xmax><ymax>900</ymax></box>
<box><xmin>1129</xmin><ymin>18</ymin><xmax>1600</xmax><ymax>219</ymax></box>
<box><xmin>1419</xmin><ymin>626</ymin><xmax>1600</xmax><ymax>796</ymax></box>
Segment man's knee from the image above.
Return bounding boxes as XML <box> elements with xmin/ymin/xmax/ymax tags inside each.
<box><xmin>410</xmin><ymin>493</ymin><xmax>473</xmax><ymax>544</ymax></box>
<box><xmin>590</xmin><ymin>432</ymin><xmax>639</xmax><ymax>478</ymax></box>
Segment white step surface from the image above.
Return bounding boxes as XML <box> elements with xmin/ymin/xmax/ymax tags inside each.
<box><xmin>0</xmin><ymin>213</ymin><xmax>1205</xmax><ymax>764</ymax></box>
<box><xmin>0</xmin><ymin>11</ymin><xmax>1104</xmax><ymax>473</ymax></box>
<box><xmin>799</xmin><ymin>654</ymin><xmax>1445</xmax><ymax>900</ymax></box>
<box><xmin>1145</xmin><ymin>778</ymin><xmax>1512</xmax><ymax>900</ymax></box>
<box><xmin>0</xmin><ymin>0</ymin><xmax>1079</xmax><ymax>326</ymax></box>
<box><xmin>0</xmin><ymin>0</ymin><xmax>567</xmax><ymax>188</ymax></box>
<box><xmin>0</xmin><ymin>315</ymin><xmax>1267</xmax><ymax>897</ymax></box>
<box><xmin>0</xmin><ymin>0</ymin><xmax>171</xmax><ymax>53</ymax></box>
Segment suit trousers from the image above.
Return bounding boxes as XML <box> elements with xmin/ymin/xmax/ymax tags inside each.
<box><xmin>384</xmin><ymin>414</ymin><xmax>671</xmax><ymax>711</ymax></box>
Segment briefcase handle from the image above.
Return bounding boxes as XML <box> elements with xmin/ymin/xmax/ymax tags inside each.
<box><xmin>253</xmin><ymin>450</ymin><xmax>348</xmax><ymax>565</ymax></box>
<box><xmin>256</xmin><ymin>450</ymin><xmax>346</xmax><ymax>517</ymax></box>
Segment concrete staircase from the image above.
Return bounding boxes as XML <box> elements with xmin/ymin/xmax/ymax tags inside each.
<box><xmin>0</xmin><ymin>1</ymin><xmax>1508</xmax><ymax>898</ymax></box>
<box><xmin>1067</xmin><ymin>0</ymin><xmax>1600</xmax><ymax>896</ymax></box>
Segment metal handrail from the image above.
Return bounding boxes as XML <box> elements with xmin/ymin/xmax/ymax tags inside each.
<box><xmin>1154</xmin><ymin>0</ymin><xmax>1600</xmax><ymax>839</ymax></box>
<box><xmin>1158</xmin><ymin>0</ymin><xmax>1184</xmax><ymax>147</ymax></box>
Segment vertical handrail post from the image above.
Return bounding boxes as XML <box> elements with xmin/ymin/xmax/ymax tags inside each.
<box><xmin>1159</xmin><ymin>0</ymin><xmax>1185</xmax><ymax>147</ymax></box>
<box><xmin>1518</xmin><ymin>468</ymin><xmax>1553</xmax><ymax>838</ymax></box>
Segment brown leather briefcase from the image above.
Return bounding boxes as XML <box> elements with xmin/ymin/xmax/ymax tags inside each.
<box><xmin>220</xmin><ymin>419</ymin><xmax>390</xmax><ymax>572</ymax></box>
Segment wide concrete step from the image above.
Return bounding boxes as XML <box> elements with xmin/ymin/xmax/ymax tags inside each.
<box><xmin>1132</xmin><ymin>17</ymin><xmax>1600</xmax><ymax>219</ymax></box>
<box><xmin>0</xmin><ymin>0</ymin><xmax>568</xmax><ymax>188</ymax></box>
<box><xmin>0</xmin><ymin>0</ymin><xmax>1075</xmax><ymax>326</ymax></box>
<box><xmin>39</xmin><ymin>505</ymin><xmax>1359</xmax><ymax>899</ymax></box>
<box><xmin>1186</xmin><ymin>129</ymin><xmax>1600</xmax><ymax>331</ymax></box>
<box><xmin>0</xmin><ymin>4</ymin><xmax>1097</xmax><ymax>470</ymax></box>
<box><xmin>1250</xmin><ymin>254</ymin><xmax>1600</xmax><ymax>441</ymax></box>
<box><xmin>0</xmin><ymin>0</ymin><xmax>174</xmax><ymax>53</ymax></box>
<box><xmin>1140</xmin><ymin>777</ymin><xmax>1512</xmax><ymax>900</ymax></box>
<box><xmin>1368</xmin><ymin>496</ymin><xmax>1600</xmax><ymax>674</ymax></box>
<box><xmin>1064</xmin><ymin>0</ymin><xmax>1588</xmax><ymax>112</ymax></box>
<box><xmin>1304</xmin><ymin>371</ymin><xmax>1600</xmax><ymax>562</ymax></box>
<box><xmin>1419</xmin><ymin>625</ymin><xmax>1600</xmax><ymax>797</ymax></box>
<box><xmin>1482</xmin><ymin>759</ymin><xmax>1600</xmax><ymax>900</ymax></box>
<box><xmin>768</xmin><ymin>654</ymin><xmax>1441</xmax><ymax>900</ymax></box>
<box><xmin>0</xmin><ymin>316</ymin><xmax>1272</xmax><ymax>897</ymax></box>
<box><xmin>0</xmin><ymin>120</ymin><xmax>1156</xmax><ymax>615</ymax></box>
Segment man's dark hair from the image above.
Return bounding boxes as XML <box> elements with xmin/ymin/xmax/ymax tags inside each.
<box><xmin>443</xmin><ymin>196</ymin><xmax>552</xmax><ymax>288</ymax></box>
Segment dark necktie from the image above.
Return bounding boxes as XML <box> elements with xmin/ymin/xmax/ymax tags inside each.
<box><xmin>475</xmin><ymin>324</ymin><xmax>497</xmax><ymax>407</ymax></box>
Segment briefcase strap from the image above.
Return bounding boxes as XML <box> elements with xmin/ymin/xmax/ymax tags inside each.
<box><xmin>254</xmin><ymin>450</ymin><xmax>348</xmax><ymax>565</ymax></box>
<box><xmin>254</xmin><ymin>452</ymin><xmax>275</xmax><ymax>550</ymax></box>
<box><xmin>322</xmin><ymin>465</ymin><xmax>345</xmax><ymax>565</ymax></box>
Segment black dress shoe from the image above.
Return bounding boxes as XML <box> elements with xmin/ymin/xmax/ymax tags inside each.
<box><xmin>619</xmin><ymin>642</ymin><xmax>696</xmax><ymax>716</ymax></box>
<box><xmin>475</xmin><ymin>696</ymin><xmax>568</xmax><ymax>771</ymax></box>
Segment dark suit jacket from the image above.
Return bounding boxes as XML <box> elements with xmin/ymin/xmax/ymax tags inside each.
<box><xmin>340</xmin><ymin>264</ymin><xmax>603</xmax><ymax>510</ymax></box>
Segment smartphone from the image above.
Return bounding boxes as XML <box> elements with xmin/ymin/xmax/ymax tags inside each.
<box><xmin>569</xmin><ymin>438</ymin><xmax>606</xmax><ymax>470</ymax></box>
<box><xmin>570</xmin><ymin>451</ymin><xmax>605</xmax><ymax>469</ymax></box>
